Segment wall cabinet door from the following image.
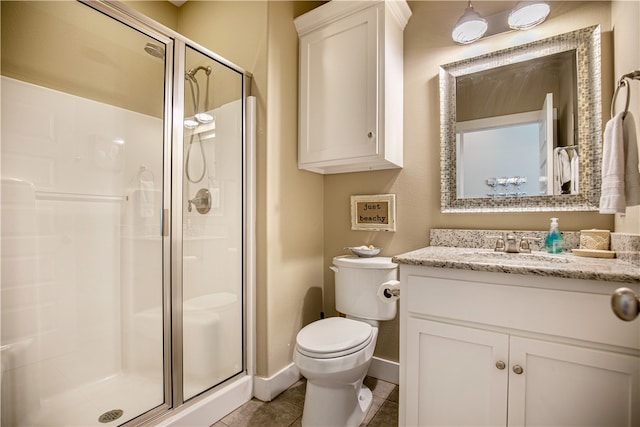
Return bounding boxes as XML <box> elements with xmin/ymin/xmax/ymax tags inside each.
<box><xmin>298</xmin><ymin>6</ymin><xmax>379</xmax><ymax>167</ymax></box>
<box><xmin>508</xmin><ymin>336</ymin><xmax>640</xmax><ymax>427</ymax></box>
<box><xmin>295</xmin><ymin>1</ymin><xmax>409</xmax><ymax>174</ymax></box>
<box><xmin>405</xmin><ymin>318</ymin><xmax>509</xmax><ymax>427</ymax></box>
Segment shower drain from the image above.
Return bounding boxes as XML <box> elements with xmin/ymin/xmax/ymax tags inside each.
<box><xmin>98</xmin><ymin>409</ymin><xmax>124</xmax><ymax>423</ymax></box>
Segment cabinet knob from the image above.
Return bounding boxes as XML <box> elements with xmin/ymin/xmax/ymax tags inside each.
<box><xmin>367</xmin><ymin>131</ymin><xmax>374</xmax><ymax>138</ymax></box>
<box><xmin>611</xmin><ymin>287</ymin><xmax>640</xmax><ymax>321</ymax></box>
<box><xmin>512</xmin><ymin>365</ymin><xmax>524</xmax><ymax>375</ymax></box>
<box><xmin>495</xmin><ymin>361</ymin><xmax>506</xmax><ymax>370</ymax></box>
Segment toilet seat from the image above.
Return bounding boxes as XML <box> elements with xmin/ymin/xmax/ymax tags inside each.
<box><xmin>296</xmin><ymin>317</ymin><xmax>373</xmax><ymax>359</ymax></box>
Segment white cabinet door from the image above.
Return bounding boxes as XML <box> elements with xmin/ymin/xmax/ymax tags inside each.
<box><xmin>406</xmin><ymin>318</ymin><xmax>509</xmax><ymax>427</ymax></box>
<box><xmin>508</xmin><ymin>336</ymin><xmax>640</xmax><ymax>427</ymax></box>
<box><xmin>298</xmin><ymin>5</ymin><xmax>378</xmax><ymax>166</ymax></box>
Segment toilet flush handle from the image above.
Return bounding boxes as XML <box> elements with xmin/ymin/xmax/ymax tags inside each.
<box><xmin>329</xmin><ymin>266</ymin><xmax>339</xmax><ymax>273</ymax></box>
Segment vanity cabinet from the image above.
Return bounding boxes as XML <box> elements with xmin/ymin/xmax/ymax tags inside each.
<box><xmin>294</xmin><ymin>0</ymin><xmax>410</xmax><ymax>174</ymax></box>
<box><xmin>399</xmin><ymin>265</ymin><xmax>640</xmax><ymax>427</ymax></box>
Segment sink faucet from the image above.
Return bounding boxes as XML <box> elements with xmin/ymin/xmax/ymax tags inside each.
<box><xmin>488</xmin><ymin>233</ymin><xmax>542</xmax><ymax>253</ymax></box>
<box><xmin>504</xmin><ymin>233</ymin><xmax>519</xmax><ymax>253</ymax></box>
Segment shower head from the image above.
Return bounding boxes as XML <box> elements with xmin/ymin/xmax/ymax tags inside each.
<box><xmin>185</xmin><ymin>66</ymin><xmax>214</xmax><ymax>126</ymax></box>
<box><xmin>186</xmin><ymin>65</ymin><xmax>212</xmax><ymax>79</ymax></box>
<box><xmin>144</xmin><ymin>42</ymin><xmax>165</xmax><ymax>59</ymax></box>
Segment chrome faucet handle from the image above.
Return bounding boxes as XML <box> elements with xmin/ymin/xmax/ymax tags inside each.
<box><xmin>487</xmin><ymin>234</ymin><xmax>506</xmax><ymax>252</ymax></box>
<box><xmin>519</xmin><ymin>236</ymin><xmax>542</xmax><ymax>253</ymax></box>
<box><xmin>504</xmin><ymin>232</ymin><xmax>519</xmax><ymax>253</ymax></box>
<box><xmin>187</xmin><ymin>188</ymin><xmax>211</xmax><ymax>214</ymax></box>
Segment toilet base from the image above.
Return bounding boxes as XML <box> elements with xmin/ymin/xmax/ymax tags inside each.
<box><xmin>301</xmin><ymin>378</ymin><xmax>373</xmax><ymax>427</ymax></box>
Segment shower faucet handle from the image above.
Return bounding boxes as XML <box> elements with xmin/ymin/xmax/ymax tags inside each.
<box><xmin>187</xmin><ymin>188</ymin><xmax>211</xmax><ymax>214</ymax></box>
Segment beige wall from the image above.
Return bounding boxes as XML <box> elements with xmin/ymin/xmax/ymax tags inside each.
<box><xmin>324</xmin><ymin>1</ymin><xmax>618</xmax><ymax>363</ymax></box>
<box><xmin>1</xmin><ymin>1</ymin><xmax>167</xmax><ymax>117</ymax></box>
<box><xmin>612</xmin><ymin>0</ymin><xmax>640</xmax><ymax>233</ymax></box>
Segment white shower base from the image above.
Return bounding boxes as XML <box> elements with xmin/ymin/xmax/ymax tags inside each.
<box><xmin>21</xmin><ymin>372</ymin><xmax>163</xmax><ymax>426</ymax></box>
<box><xmin>19</xmin><ymin>371</ymin><xmax>252</xmax><ymax>427</ymax></box>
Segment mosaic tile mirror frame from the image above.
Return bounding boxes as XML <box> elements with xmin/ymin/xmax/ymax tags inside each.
<box><xmin>439</xmin><ymin>26</ymin><xmax>602</xmax><ymax>213</ymax></box>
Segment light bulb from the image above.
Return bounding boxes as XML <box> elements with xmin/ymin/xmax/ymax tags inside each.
<box><xmin>184</xmin><ymin>117</ymin><xmax>199</xmax><ymax>129</ymax></box>
<box><xmin>452</xmin><ymin>2</ymin><xmax>488</xmax><ymax>44</ymax></box>
<box><xmin>194</xmin><ymin>112</ymin><xmax>214</xmax><ymax>124</ymax></box>
<box><xmin>508</xmin><ymin>1</ymin><xmax>550</xmax><ymax>30</ymax></box>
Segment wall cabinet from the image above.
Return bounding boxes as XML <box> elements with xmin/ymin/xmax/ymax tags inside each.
<box><xmin>294</xmin><ymin>0</ymin><xmax>410</xmax><ymax>174</ymax></box>
<box><xmin>399</xmin><ymin>266</ymin><xmax>640</xmax><ymax>427</ymax></box>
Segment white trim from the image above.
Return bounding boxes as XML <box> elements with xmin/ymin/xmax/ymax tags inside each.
<box><xmin>156</xmin><ymin>376</ymin><xmax>253</xmax><ymax>426</ymax></box>
<box><xmin>294</xmin><ymin>0</ymin><xmax>410</xmax><ymax>35</ymax></box>
<box><xmin>456</xmin><ymin>110</ymin><xmax>540</xmax><ymax>132</ymax></box>
<box><xmin>368</xmin><ymin>356</ymin><xmax>399</xmax><ymax>385</ymax></box>
<box><xmin>245</xmin><ymin>96</ymin><xmax>257</xmax><ymax>379</ymax></box>
<box><xmin>253</xmin><ymin>363</ymin><xmax>302</xmax><ymax>402</ymax></box>
<box><xmin>250</xmin><ymin>357</ymin><xmax>397</xmax><ymax>404</ymax></box>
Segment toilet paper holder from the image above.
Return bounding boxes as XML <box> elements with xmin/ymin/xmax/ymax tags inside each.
<box><xmin>378</xmin><ymin>280</ymin><xmax>400</xmax><ymax>301</ymax></box>
<box><xmin>383</xmin><ymin>287</ymin><xmax>400</xmax><ymax>299</ymax></box>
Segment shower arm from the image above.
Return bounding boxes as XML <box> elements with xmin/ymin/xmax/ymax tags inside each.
<box><xmin>186</xmin><ymin>66</ymin><xmax>212</xmax><ymax>114</ymax></box>
<box><xmin>186</xmin><ymin>75</ymin><xmax>199</xmax><ymax>117</ymax></box>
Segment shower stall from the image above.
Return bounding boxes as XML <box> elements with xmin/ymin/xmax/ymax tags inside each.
<box><xmin>1</xmin><ymin>1</ymin><xmax>255</xmax><ymax>426</ymax></box>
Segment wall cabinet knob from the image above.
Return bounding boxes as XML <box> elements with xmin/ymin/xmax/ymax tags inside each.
<box><xmin>367</xmin><ymin>131</ymin><xmax>374</xmax><ymax>138</ymax></box>
<box><xmin>495</xmin><ymin>361</ymin><xmax>506</xmax><ymax>370</ymax></box>
<box><xmin>512</xmin><ymin>365</ymin><xmax>524</xmax><ymax>375</ymax></box>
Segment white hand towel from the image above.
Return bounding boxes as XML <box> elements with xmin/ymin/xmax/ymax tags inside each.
<box><xmin>139</xmin><ymin>179</ymin><xmax>155</xmax><ymax>218</ymax></box>
<box><xmin>553</xmin><ymin>147</ymin><xmax>562</xmax><ymax>195</ymax></box>
<box><xmin>599</xmin><ymin>113</ymin><xmax>625</xmax><ymax>213</ymax></box>
<box><xmin>570</xmin><ymin>152</ymin><xmax>579</xmax><ymax>194</ymax></box>
<box><xmin>553</xmin><ymin>147</ymin><xmax>571</xmax><ymax>194</ymax></box>
<box><xmin>559</xmin><ymin>149</ymin><xmax>571</xmax><ymax>185</ymax></box>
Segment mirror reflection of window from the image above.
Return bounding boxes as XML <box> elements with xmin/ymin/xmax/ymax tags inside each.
<box><xmin>456</xmin><ymin>93</ymin><xmax>567</xmax><ymax>199</ymax></box>
<box><xmin>454</xmin><ymin>50</ymin><xmax>578</xmax><ymax>199</ymax></box>
<box><xmin>457</xmin><ymin>122</ymin><xmax>540</xmax><ymax>198</ymax></box>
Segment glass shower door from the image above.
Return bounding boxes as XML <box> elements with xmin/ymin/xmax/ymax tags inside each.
<box><xmin>181</xmin><ymin>46</ymin><xmax>245</xmax><ymax>400</ymax></box>
<box><xmin>1</xmin><ymin>1</ymin><xmax>168</xmax><ymax>425</ymax></box>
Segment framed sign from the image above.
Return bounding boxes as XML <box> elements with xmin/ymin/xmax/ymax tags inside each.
<box><xmin>350</xmin><ymin>194</ymin><xmax>396</xmax><ymax>231</ymax></box>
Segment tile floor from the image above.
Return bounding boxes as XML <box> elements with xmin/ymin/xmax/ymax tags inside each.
<box><xmin>212</xmin><ymin>376</ymin><xmax>399</xmax><ymax>427</ymax></box>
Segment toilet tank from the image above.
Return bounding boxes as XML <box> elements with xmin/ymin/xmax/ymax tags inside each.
<box><xmin>332</xmin><ymin>255</ymin><xmax>398</xmax><ymax>321</ymax></box>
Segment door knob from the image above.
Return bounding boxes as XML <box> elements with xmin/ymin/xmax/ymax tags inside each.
<box><xmin>611</xmin><ymin>287</ymin><xmax>640</xmax><ymax>321</ymax></box>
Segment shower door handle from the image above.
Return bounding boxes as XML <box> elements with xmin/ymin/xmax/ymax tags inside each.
<box><xmin>162</xmin><ymin>209</ymin><xmax>169</xmax><ymax>236</ymax></box>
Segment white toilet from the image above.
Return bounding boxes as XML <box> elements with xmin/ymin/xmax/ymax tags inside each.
<box><xmin>293</xmin><ymin>255</ymin><xmax>399</xmax><ymax>427</ymax></box>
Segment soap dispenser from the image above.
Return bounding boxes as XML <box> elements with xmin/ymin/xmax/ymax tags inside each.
<box><xmin>544</xmin><ymin>217</ymin><xmax>564</xmax><ymax>254</ymax></box>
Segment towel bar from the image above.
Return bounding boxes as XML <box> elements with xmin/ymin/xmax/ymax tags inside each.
<box><xmin>611</xmin><ymin>70</ymin><xmax>640</xmax><ymax>119</ymax></box>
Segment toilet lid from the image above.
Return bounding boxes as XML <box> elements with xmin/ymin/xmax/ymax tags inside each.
<box><xmin>296</xmin><ymin>317</ymin><xmax>373</xmax><ymax>359</ymax></box>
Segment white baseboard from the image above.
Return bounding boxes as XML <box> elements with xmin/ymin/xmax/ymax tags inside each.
<box><xmin>253</xmin><ymin>363</ymin><xmax>301</xmax><ymax>402</ymax></box>
<box><xmin>252</xmin><ymin>357</ymin><xmax>397</xmax><ymax>403</ymax></box>
<box><xmin>368</xmin><ymin>356</ymin><xmax>399</xmax><ymax>385</ymax></box>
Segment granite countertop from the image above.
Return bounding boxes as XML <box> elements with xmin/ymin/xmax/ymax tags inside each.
<box><xmin>392</xmin><ymin>246</ymin><xmax>640</xmax><ymax>284</ymax></box>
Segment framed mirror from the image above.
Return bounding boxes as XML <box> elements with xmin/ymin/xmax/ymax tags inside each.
<box><xmin>440</xmin><ymin>26</ymin><xmax>601</xmax><ymax>212</ymax></box>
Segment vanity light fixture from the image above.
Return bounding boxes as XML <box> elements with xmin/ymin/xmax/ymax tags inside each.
<box><xmin>452</xmin><ymin>1</ymin><xmax>550</xmax><ymax>44</ymax></box>
<box><xmin>508</xmin><ymin>1</ymin><xmax>550</xmax><ymax>30</ymax></box>
<box><xmin>452</xmin><ymin>0</ymin><xmax>488</xmax><ymax>45</ymax></box>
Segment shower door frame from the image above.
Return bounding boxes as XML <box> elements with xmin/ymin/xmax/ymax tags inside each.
<box><xmin>80</xmin><ymin>1</ymin><xmax>256</xmax><ymax>425</ymax></box>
